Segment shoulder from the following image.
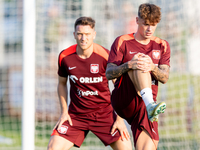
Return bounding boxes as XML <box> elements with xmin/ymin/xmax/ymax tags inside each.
<box><xmin>151</xmin><ymin>36</ymin><xmax>169</xmax><ymax>45</ymax></box>
<box><xmin>112</xmin><ymin>33</ymin><xmax>135</xmax><ymax>50</ymax></box>
<box><xmin>151</xmin><ymin>36</ymin><xmax>170</xmax><ymax>53</ymax></box>
<box><xmin>93</xmin><ymin>43</ymin><xmax>109</xmax><ymax>60</ymax></box>
<box><xmin>114</xmin><ymin>33</ymin><xmax>135</xmax><ymax>44</ymax></box>
<box><xmin>58</xmin><ymin>44</ymin><xmax>77</xmax><ymax>65</ymax></box>
<box><xmin>59</xmin><ymin>44</ymin><xmax>77</xmax><ymax>57</ymax></box>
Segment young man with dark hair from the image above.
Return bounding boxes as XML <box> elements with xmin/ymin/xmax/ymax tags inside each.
<box><xmin>106</xmin><ymin>3</ymin><xmax>170</xmax><ymax>150</ymax></box>
<box><xmin>47</xmin><ymin>17</ymin><xmax>132</xmax><ymax>150</ymax></box>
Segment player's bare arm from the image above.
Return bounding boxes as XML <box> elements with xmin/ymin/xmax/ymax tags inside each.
<box><xmin>106</xmin><ymin>53</ymin><xmax>147</xmax><ymax>80</ymax></box>
<box><xmin>57</xmin><ymin>76</ymin><xmax>69</xmax><ymax>113</ymax></box>
<box><xmin>106</xmin><ymin>63</ymin><xmax>130</xmax><ymax>80</ymax></box>
<box><xmin>54</xmin><ymin>76</ymin><xmax>73</xmax><ymax>130</ymax></box>
<box><xmin>151</xmin><ymin>64</ymin><xmax>170</xmax><ymax>84</ymax></box>
<box><xmin>142</xmin><ymin>54</ymin><xmax>170</xmax><ymax>84</ymax></box>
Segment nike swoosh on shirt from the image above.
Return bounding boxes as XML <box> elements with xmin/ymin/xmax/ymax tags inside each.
<box><xmin>69</xmin><ymin>66</ymin><xmax>76</xmax><ymax>70</ymax></box>
<box><xmin>129</xmin><ymin>51</ymin><xmax>137</xmax><ymax>54</ymax></box>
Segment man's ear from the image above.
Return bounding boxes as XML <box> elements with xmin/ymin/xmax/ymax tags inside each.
<box><xmin>93</xmin><ymin>31</ymin><xmax>96</xmax><ymax>39</ymax></box>
<box><xmin>73</xmin><ymin>32</ymin><xmax>75</xmax><ymax>39</ymax></box>
<box><xmin>136</xmin><ymin>17</ymin><xmax>139</xmax><ymax>24</ymax></box>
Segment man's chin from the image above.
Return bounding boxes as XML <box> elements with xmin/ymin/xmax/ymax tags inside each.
<box><xmin>80</xmin><ymin>45</ymin><xmax>88</xmax><ymax>50</ymax></box>
<box><xmin>144</xmin><ymin>35</ymin><xmax>152</xmax><ymax>39</ymax></box>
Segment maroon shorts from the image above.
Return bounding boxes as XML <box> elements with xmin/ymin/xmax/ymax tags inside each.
<box><xmin>51</xmin><ymin>104</ymin><xmax>121</xmax><ymax>147</ymax></box>
<box><xmin>111</xmin><ymin>73</ymin><xmax>159</xmax><ymax>147</ymax></box>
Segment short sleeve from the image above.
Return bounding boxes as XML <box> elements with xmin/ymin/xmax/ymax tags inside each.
<box><xmin>159</xmin><ymin>40</ymin><xmax>171</xmax><ymax>67</ymax></box>
<box><xmin>57</xmin><ymin>52</ymin><xmax>68</xmax><ymax>77</ymax></box>
<box><xmin>108</xmin><ymin>37</ymin><xmax>124</xmax><ymax>66</ymax></box>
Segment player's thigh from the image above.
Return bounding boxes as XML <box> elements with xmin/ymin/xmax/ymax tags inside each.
<box><xmin>136</xmin><ymin>129</ymin><xmax>158</xmax><ymax>150</ymax></box>
<box><xmin>47</xmin><ymin>135</ymin><xmax>74</xmax><ymax>150</ymax></box>
<box><xmin>127</xmin><ymin>70</ymin><xmax>140</xmax><ymax>96</ymax></box>
<box><xmin>110</xmin><ymin>138</ymin><xmax>132</xmax><ymax>150</ymax></box>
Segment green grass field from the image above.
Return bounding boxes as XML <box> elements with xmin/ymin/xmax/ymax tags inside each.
<box><xmin>0</xmin><ymin>73</ymin><xmax>200</xmax><ymax>150</ymax></box>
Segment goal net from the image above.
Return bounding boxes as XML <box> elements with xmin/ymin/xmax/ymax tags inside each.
<box><xmin>0</xmin><ymin>0</ymin><xmax>200</xmax><ymax>150</ymax></box>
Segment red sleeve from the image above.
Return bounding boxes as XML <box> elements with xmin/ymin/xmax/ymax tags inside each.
<box><xmin>58</xmin><ymin>50</ymin><xmax>68</xmax><ymax>77</ymax></box>
<box><xmin>108</xmin><ymin>36</ymin><xmax>124</xmax><ymax>66</ymax></box>
<box><xmin>159</xmin><ymin>40</ymin><xmax>171</xmax><ymax>66</ymax></box>
<box><xmin>57</xmin><ymin>45</ymin><xmax>77</xmax><ymax>77</ymax></box>
<box><xmin>108</xmin><ymin>34</ymin><xmax>135</xmax><ymax>65</ymax></box>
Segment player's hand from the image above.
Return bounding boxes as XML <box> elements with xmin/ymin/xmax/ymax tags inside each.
<box><xmin>138</xmin><ymin>54</ymin><xmax>153</xmax><ymax>72</ymax></box>
<box><xmin>130</xmin><ymin>53</ymin><xmax>154</xmax><ymax>72</ymax></box>
<box><xmin>53</xmin><ymin>112</ymin><xmax>73</xmax><ymax>131</ymax></box>
<box><xmin>129</xmin><ymin>53</ymin><xmax>145</xmax><ymax>70</ymax></box>
<box><xmin>129</xmin><ymin>52</ymin><xmax>151</xmax><ymax>71</ymax></box>
<box><xmin>135</xmin><ymin>53</ymin><xmax>152</xmax><ymax>72</ymax></box>
<box><xmin>111</xmin><ymin>116</ymin><xmax>130</xmax><ymax>141</ymax></box>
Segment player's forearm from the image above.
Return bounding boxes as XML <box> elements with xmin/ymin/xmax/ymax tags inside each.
<box><xmin>57</xmin><ymin>83</ymin><xmax>69</xmax><ymax>113</ymax></box>
<box><xmin>106</xmin><ymin>62</ymin><xmax>131</xmax><ymax>80</ymax></box>
<box><xmin>151</xmin><ymin>64</ymin><xmax>170</xmax><ymax>84</ymax></box>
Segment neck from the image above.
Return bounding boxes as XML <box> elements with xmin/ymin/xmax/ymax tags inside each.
<box><xmin>134</xmin><ymin>32</ymin><xmax>150</xmax><ymax>45</ymax></box>
<box><xmin>76</xmin><ymin>44</ymin><xmax>93</xmax><ymax>59</ymax></box>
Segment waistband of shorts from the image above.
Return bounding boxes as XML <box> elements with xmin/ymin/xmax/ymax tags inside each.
<box><xmin>69</xmin><ymin>104</ymin><xmax>113</xmax><ymax>117</ymax></box>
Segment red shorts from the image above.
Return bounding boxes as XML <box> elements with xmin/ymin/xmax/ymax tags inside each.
<box><xmin>111</xmin><ymin>73</ymin><xmax>159</xmax><ymax>147</ymax></box>
<box><xmin>51</xmin><ymin>104</ymin><xmax>121</xmax><ymax>147</ymax></box>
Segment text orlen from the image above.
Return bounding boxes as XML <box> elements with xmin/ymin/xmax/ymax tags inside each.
<box><xmin>79</xmin><ymin>76</ymin><xmax>103</xmax><ymax>83</ymax></box>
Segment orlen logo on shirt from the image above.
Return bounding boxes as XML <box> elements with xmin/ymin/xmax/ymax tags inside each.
<box><xmin>79</xmin><ymin>76</ymin><xmax>103</xmax><ymax>83</ymax></box>
<box><xmin>69</xmin><ymin>75</ymin><xmax>103</xmax><ymax>84</ymax></box>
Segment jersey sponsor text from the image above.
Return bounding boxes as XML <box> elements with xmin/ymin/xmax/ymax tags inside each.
<box><xmin>82</xmin><ymin>90</ymin><xmax>98</xmax><ymax>96</ymax></box>
<box><xmin>69</xmin><ymin>75</ymin><xmax>103</xmax><ymax>84</ymax></box>
<box><xmin>79</xmin><ymin>76</ymin><xmax>103</xmax><ymax>83</ymax></box>
<box><xmin>77</xmin><ymin>88</ymin><xmax>98</xmax><ymax>97</ymax></box>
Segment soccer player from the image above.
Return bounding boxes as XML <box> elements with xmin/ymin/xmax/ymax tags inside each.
<box><xmin>106</xmin><ymin>3</ymin><xmax>170</xmax><ymax>150</ymax></box>
<box><xmin>47</xmin><ymin>17</ymin><xmax>132</xmax><ymax>150</ymax></box>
